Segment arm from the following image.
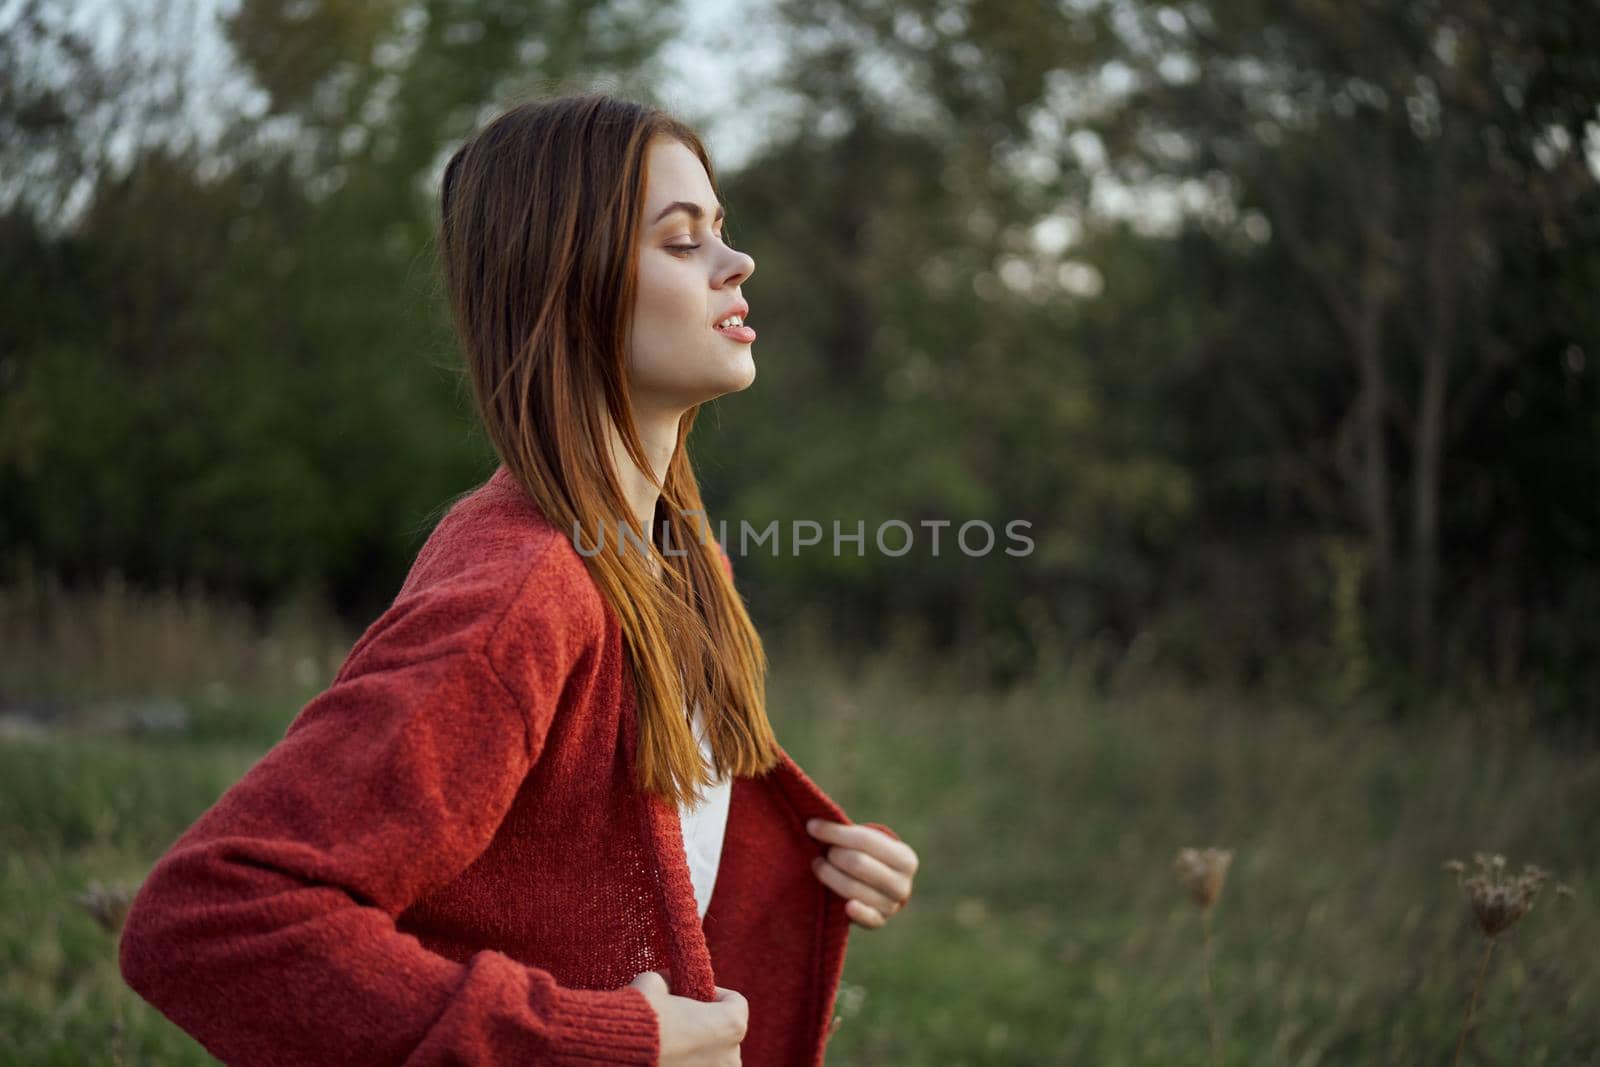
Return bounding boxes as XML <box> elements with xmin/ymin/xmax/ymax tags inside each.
<box><xmin>119</xmin><ymin>578</ymin><xmax>658</xmax><ymax>1065</ymax></box>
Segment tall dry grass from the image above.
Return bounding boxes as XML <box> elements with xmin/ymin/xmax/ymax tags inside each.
<box><xmin>0</xmin><ymin>566</ymin><xmax>351</xmax><ymax>736</ymax></box>
<box><xmin>1</xmin><ymin>584</ymin><xmax>1595</xmax><ymax>1063</ymax></box>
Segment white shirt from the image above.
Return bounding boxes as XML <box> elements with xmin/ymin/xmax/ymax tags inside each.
<box><xmin>677</xmin><ymin>702</ymin><xmax>731</xmax><ymax>920</ymax></box>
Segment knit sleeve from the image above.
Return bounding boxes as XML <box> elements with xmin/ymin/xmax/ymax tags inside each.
<box><xmin>118</xmin><ymin>579</ymin><xmax>658</xmax><ymax>1065</ymax></box>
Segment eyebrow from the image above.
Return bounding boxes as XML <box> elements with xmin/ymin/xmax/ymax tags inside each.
<box><xmin>650</xmin><ymin>200</ymin><xmax>725</xmax><ymax>225</ymax></box>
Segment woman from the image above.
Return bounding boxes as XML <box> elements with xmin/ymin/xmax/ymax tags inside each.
<box><xmin>118</xmin><ymin>91</ymin><xmax>918</xmax><ymax>1066</ymax></box>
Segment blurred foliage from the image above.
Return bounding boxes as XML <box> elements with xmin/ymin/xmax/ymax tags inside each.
<box><xmin>0</xmin><ymin>0</ymin><xmax>1596</xmax><ymax>723</ymax></box>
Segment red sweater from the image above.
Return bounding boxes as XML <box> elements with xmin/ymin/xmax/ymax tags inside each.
<box><xmin>119</xmin><ymin>464</ymin><xmax>898</xmax><ymax>1065</ymax></box>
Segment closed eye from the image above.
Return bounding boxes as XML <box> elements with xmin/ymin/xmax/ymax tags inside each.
<box><xmin>667</xmin><ymin>231</ymin><xmax>737</xmax><ymax>256</ymax></box>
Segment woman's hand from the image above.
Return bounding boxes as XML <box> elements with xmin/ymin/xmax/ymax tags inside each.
<box><xmin>805</xmin><ymin>819</ymin><xmax>919</xmax><ymax>929</ymax></box>
<box><xmin>628</xmin><ymin>970</ymin><xmax>747</xmax><ymax>1066</ymax></box>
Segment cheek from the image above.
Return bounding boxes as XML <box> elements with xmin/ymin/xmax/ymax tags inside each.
<box><xmin>632</xmin><ymin>259</ymin><xmax>703</xmax><ymax>353</ymax></box>
<box><xmin>629</xmin><ymin>260</ymin><xmax>695</xmax><ymax>378</ymax></box>
<box><xmin>635</xmin><ymin>257</ymin><xmax>697</xmax><ymax>324</ymax></box>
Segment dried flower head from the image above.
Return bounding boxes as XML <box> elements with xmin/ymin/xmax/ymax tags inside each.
<box><xmin>1174</xmin><ymin>847</ymin><xmax>1233</xmax><ymax>910</ymax></box>
<box><xmin>73</xmin><ymin>879</ymin><xmax>138</xmax><ymax>935</ymax></box>
<box><xmin>1446</xmin><ymin>853</ymin><xmax>1550</xmax><ymax>939</ymax></box>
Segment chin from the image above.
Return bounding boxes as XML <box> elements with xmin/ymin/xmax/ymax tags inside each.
<box><xmin>708</xmin><ymin>353</ymin><xmax>757</xmax><ymax>397</ymax></box>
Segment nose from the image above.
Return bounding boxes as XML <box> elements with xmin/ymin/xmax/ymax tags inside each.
<box><xmin>717</xmin><ymin>245</ymin><xmax>754</xmax><ymax>288</ymax></box>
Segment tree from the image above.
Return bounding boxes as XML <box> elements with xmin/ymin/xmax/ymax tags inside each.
<box><xmin>1088</xmin><ymin>0</ymin><xmax>1600</xmax><ymax>676</ymax></box>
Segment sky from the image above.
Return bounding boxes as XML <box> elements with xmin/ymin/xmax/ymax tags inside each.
<box><xmin>12</xmin><ymin>0</ymin><xmax>1591</xmax><ymax>248</ymax></box>
<box><xmin>642</xmin><ymin>0</ymin><xmax>793</xmax><ymax>172</ymax></box>
<box><xmin>0</xmin><ymin>0</ymin><xmax>1258</xmax><ymax>266</ymax></box>
<box><xmin>0</xmin><ymin>0</ymin><xmax>795</xmax><ymax>228</ymax></box>
<box><xmin>31</xmin><ymin>0</ymin><xmax>789</xmax><ymax>170</ymax></box>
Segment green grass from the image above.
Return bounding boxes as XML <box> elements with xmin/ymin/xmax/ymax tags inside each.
<box><xmin>773</xmin><ymin>643</ymin><xmax>1599</xmax><ymax>1065</ymax></box>
<box><xmin>1</xmin><ymin>592</ymin><xmax>1596</xmax><ymax>1064</ymax></box>
<box><xmin>1</xmin><ymin>741</ymin><xmax>273</xmax><ymax>1065</ymax></box>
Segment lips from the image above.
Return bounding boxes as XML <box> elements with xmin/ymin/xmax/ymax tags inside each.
<box><xmin>712</xmin><ymin>301</ymin><xmax>750</xmax><ymax>329</ymax></box>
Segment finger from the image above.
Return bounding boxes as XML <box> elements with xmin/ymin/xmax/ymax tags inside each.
<box><xmin>713</xmin><ymin>987</ymin><xmax>749</xmax><ymax>1031</ymax></box>
<box><xmin>812</xmin><ymin>856</ymin><xmax>900</xmax><ymax>915</ymax></box>
<box><xmin>629</xmin><ymin>970</ymin><xmax>669</xmax><ymax>993</ymax></box>
<box><xmin>824</xmin><ymin>844</ymin><xmax>913</xmax><ymax>906</ymax></box>
<box><xmin>845</xmin><ymin>897</ymin><xmax>889</xmax><ymax>928</ymax></box>
<box><xmin>806</xmin><ymin>819</ymin><xmax>918</xmax><ymax>874</ymax></box>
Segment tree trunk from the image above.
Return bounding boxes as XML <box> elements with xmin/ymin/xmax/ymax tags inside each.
<box><xmin>1412</xmin><ymin>334</ymin><xmax>1447</xmax><ymax>677</ymax></box>
<box><xmin>1409</xmin><ymin>130</ymin><xmax>1461</xmax><ymax>679</ymax></box>
<box><xmin>1355</xmin><ymin>133</ymin><xmax>1399</xmax><ymax>650</ymax></box>
<box><xmin>1355</xmin><ymin>256</ymin><xmax>1396</xmax><ymax>646</ymax></box>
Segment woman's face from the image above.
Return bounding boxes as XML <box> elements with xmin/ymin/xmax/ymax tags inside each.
<box><xmin>627</xmin><ymin>137</ymin><xmax>758</xmax><ymax>418</ymax></box>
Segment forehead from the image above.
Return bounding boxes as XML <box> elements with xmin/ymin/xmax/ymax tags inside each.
<box><xmin>642</xmin><ymin>138</ymin><xmax>717</xmax><ymax>216</ymax></box>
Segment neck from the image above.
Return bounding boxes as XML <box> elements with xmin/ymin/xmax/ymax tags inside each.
<box><xmin>604</xmin><ymin>405</ymin><xmax>682</xmax><ymax>542</ymax></box>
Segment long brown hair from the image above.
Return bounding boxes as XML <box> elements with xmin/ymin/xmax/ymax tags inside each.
<box><xmin>437</xmin><ymin>91</ymin><xmax>779</xmax><ymax>807</ymax></box>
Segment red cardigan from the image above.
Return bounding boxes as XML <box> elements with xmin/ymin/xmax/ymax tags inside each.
<box><xmin>119</xmin><ymin>464</ymin><xmax>898</xmax><ymax>1065</ymax></box>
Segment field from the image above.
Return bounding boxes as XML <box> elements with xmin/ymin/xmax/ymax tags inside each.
<box><xmin>2</xmin><ymin>579</ymin><xmax>1596</xmax><ymax>1065</ymax></box>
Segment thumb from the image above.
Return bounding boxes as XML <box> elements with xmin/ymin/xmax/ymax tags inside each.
<box><xmin>628</xmin><ymin>969</ymin><xmax>671</xmax><ymax>996</ymax></box>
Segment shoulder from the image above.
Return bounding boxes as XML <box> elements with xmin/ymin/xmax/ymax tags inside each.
<box><xmin>336</xmin><ymin>467</ymin><xmax>608</xmax><ymax>687</ymax></box>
